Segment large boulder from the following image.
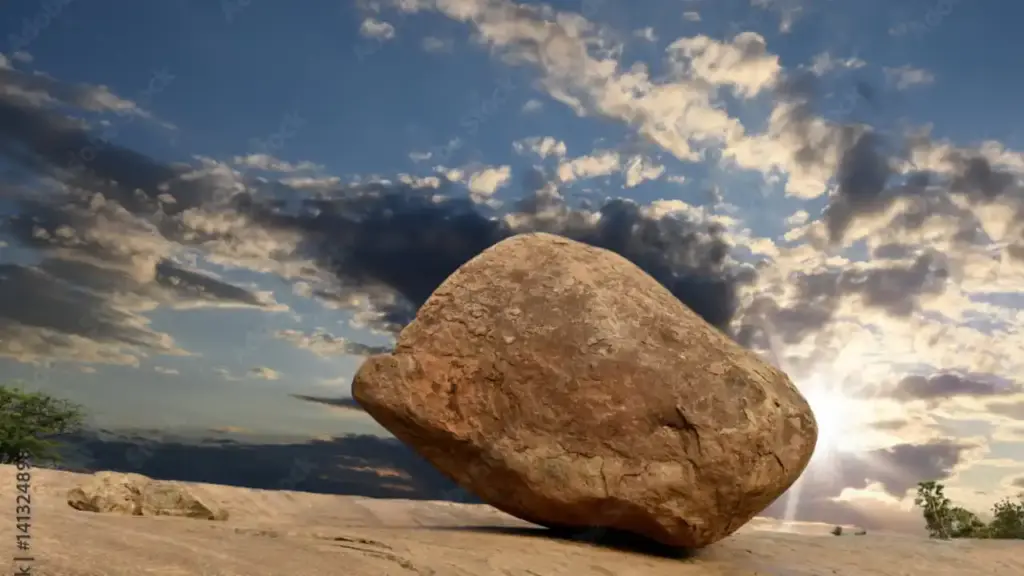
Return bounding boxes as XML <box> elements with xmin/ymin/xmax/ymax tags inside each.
<box><xmin>67</xmin><ymin>471</ymin><xmax>228</xmax><ymax>521</ymax></box>
<box><xmin>353</xmin><ymin>232</ymin><xmax>817</xmax><ymax>548</ymax></box>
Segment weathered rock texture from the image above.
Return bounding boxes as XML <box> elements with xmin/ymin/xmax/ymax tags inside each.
<box><xmin>67</xmin><ymin>470</ymin><xmax>228</xmax><ymax>520</ymax></box>
<box><xmin>353</xmin><ymin>232</ymin><xmax>818</xmax><ymax>548</ymax></box>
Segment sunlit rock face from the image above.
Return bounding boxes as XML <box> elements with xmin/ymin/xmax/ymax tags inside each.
<box><xmin>354</xmin><ymin>232</ymin><xmax>818</xmax><ymax>548</ymax></box>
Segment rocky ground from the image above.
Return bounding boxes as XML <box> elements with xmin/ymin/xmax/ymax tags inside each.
<box><xmin>1</xmin><ymin>465</ymin><xmax>1020</xmax><ymax>575</ymax></box>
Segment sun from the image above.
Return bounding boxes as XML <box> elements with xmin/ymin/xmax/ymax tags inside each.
<box><xmin>803</xmin><ymin>388</ymin><xmax>849</xmax><ymax>453</ymax></box>
<box><xmin>797</xmin><ymin>376</ymin><xmax>866</xmax><ymax>460</ymax></box>
<box><xmin>779</xmin><ymin>369</ymin><xmax>885</xmax><ymax>525</ymax></box>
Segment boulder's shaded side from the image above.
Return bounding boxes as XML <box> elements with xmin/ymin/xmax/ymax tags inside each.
<box><xmin>353</xmin><ymin>232</ymin><xmax>817</xmax><ymax>548</ymax></box>
<box><xmin>67</xmin><ymin>471</ymin><xmax>228</xmax><ymax>520</ymax></box>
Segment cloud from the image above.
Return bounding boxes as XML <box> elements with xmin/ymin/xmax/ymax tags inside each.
<box><xmin>269</xmin><ymin>183</ymin><xmax>746</xmax><ymax>333</ymax></box>
<box><xmin>213</xmin><ymin>367</ymin><xmax>242</xmax><ymax>382</ymax></box>
<box><xmin>737</xmin><ymin>251</ymin><xmax>953</xmax><ymax>348</ymax></box>
<box><xmin>556</xmin><ymin>151</ymin><xmax>621</xmax><ymax>182</ymax></box>
<box><xmin>154</xmin><ymin>366</ymin><xmax>180</xmax><ymax>375</ymax></box>
<box><xmin>248</xmin><ymin>366</ymin><xmax>281</xmax><ymax>380</ymax></box>
<box><xmin>683</xmin><ymin>11</ymin><xmax>701</xmax><ymax>22</ymax></box>
<box><xmin>720</xmin><ymin>63</ymin><xmax>1024</xmax><ymax>295</ymax></box>
<box><xmin>622</xmin><ymin>156</ymin><xmax>665</xmax><ymax>188</ymax></box>
<box><xmin>785</xmin><ymin>210</ymin><xmax>809</xmax><ymax>227</ymax></box>
<box><xmin>633</xmin><ymin>27</ymin><xmax>657</xmax><ymax>42</ymax></box>
<box><xmin>54</xmin><ymin>429</ymin><xmax>462</xmax><ymax>501</ymax></box>
<box><xmin>291</xmin><ymin>394</ymin><xmax>367</xmax><ymax>413</ymax></box>
<box><xmin>521</xmin><ymin>99</ymin><xmax>543</xmax><ymax>113</ymax></box>
<box><xmin>809</xmin><ymin>53</ymin><xmax>866</xmax><ymax>76</ymax></box>
<box><xmin>987</xmin><ymin>400</ymin><xmax>1024</xmax><ymax>421</ymax></box>
<box><xmin>465</xmin><ymin>165</ymin><xmax>512</xmax><ymax>197</ymax></box>
<box><xmin>666</xmin><ymin>32</ymin><xmax>781</xmax><ymax>98</ymax></box>
<box><xmin>513</xmin><ymin>136</ymin><xmax>567</xmax><ymax>159</ymax></box>
<box><xmin>421</xmin><ymin>36</ymin><xmax>454</xmax><ymax>53</ymax></box>
<box><xmin>232</xmin><ymin>154</ymin><xmax>322</xmax><ymax>173</ymax></box>
<box><xmin>274</xmin><ymin>329</ymin><xmax>391</xmax><ymax>357</ymax></box>
<box><xmin>892</xmin><ymin>372</ymin><xmax>1018</xmax><ymax>403</ymax></box>
<box><xmin>0</xmin><ymin>263</ymin><xmax>189</xmax><ymax>365</ymax></box>
<box><xmin>0</xmin><ymin>66</ymin><xmax>171</xmax><ymax>126</ymax></box>
<box><xmin>392</xmin><ymin>0</ymin><xmax>776</xmax><ymax>163</ymax></box>
<box><xmin>884</xmin><ymin>66</ymin><xmax>935</xmax><ymax>91</ymax></box>
<box><xmin>359</xmin><ymin>18</ymin><xmax>396</xmax><ymax>40</ymax></box>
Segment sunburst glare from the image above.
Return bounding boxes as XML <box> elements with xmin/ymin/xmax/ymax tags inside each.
<box><xmin>801</xmin><ymin>376</ymin><xmax>863</xmax><ymax>460</ymax></box>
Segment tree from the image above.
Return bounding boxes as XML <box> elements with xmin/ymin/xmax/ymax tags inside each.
<box><xmin>914</xmin><ymin>481</ymin><xmax>953</xmax><ymax>539</ymax></box>
<box><xmin>0</xmin><ymin>384</ymin><xmax>84</xmax><ymax>465</ymax></box>
<box><xmin>914</xmin><ymin>480</ymin><xmax>1024</xmax><ymax>540</ymax></box>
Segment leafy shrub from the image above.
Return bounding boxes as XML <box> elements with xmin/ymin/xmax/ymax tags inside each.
<box><xmin>0</xmin><ymin>384</ymin><xmax>84</xmax><ymax>465</ymax></box>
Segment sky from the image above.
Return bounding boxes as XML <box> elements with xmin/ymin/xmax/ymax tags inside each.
<box><xmin>1</xmin><ymin>0</ymin><xmax>1023</xmax><ymax>533</ymax></box>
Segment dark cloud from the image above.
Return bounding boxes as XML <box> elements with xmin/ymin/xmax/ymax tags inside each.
<box><xmin>864</xmin><ymin>440</ymin><xmax>975</xmax><ymax>496</ymax></box>
<box><xmin>869</xmin><ymin>419</ymin><xmax>910</xmax><ymax>431</ymax></box>
<box><xmin>155</xmin><ymin>260</ymin><xmax>269</xmax><ymax>307</ymax></box>
<box><xmin>0</xmin><ymin>68</ymin><xmax>147</xmax><ymax>117</ymax></box>
<box><xmin>986</xmin><ymin>400</ymin><xmax>1024</xmax><ymax>421</ymax></box>
<box><xmin>291</xmin><ymin>394</ymin><xmax>365</xmax><ymax>412</ymax></box>
<box><xmin>53</xmin><ymin>428</ymin><xmax>466</xmax><ymax>501</ymax></box>
<box><xmin>840</xmin><ymin>440</ymin><xmax>969</xmax><ymax>498</ymax></box>
<box><xmin>0</xmin><ymin>92</ymin><xmax>183</xmax><ymax>212</ymax></box>
<box><xmin>0</xmin><ymin>263</ymin><xmax>169</xmax><ymax>350</ymax></box>
<box><xmin>764</xmin><ymin>439</ymin><xmax>975</xmax><ymax>528</ymax></box>
<box><xmin>260</xmin><ymin>188</ymin><xmax>745</xmax><ymax>332</ymax></box>
<box><xmin>1012</xmin><ymin>476</ymin><xmax>1024</xmax><ymax>490</ymax></box>
<box><xmin>738</xmin><ymin>250</ymin><xmax>950</xmax><ymax>346</ymax></box>
<box><xmin>892</xmin><ymin>372</ymin><xmax>1017</xmax><ymax>403</ymax></box>
<box><xmin>870</xmin><ymin>242</ymin><xmax>913</xmax><ymax>260</ymax></box>
<box><xmin>823</xmin><ymin>130</ymin><xmax>896</xmax><ymax>243</ymax></box>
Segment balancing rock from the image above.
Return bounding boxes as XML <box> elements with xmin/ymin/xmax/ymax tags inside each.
<box><xmin>353</xmin><ymin>232</ymin><xmax>817</xmax><ymax>548</ymax></box>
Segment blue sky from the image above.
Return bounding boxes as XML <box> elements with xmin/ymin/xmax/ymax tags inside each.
<box><xmin>2</xmin><ymin>0</ymin><xmax>1024</xmax><ymax>531</ymax></box>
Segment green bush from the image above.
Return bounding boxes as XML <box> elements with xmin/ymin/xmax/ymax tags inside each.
<box><xmin>0</xmin><ymin>384</ymin><xmax>84</xmax><ymax>465</ymax></box>
<box><xmin>988</xmin><ymin>496</ymin><xmax>1024</xmax><ymax>539</ymax></box>
<box><xmin>915</xmin><ymin>480</ymin><xmax>1024</xmax><ymax>539</ymax></box>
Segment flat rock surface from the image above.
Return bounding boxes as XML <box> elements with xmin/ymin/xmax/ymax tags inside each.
<box><xmin>2</xmin><ymin>466</ymin><xmax>1021</xmax><ymax>575</ymax></box>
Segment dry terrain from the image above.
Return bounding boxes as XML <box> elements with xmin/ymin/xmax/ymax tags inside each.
<box><xmin>1</xmin><ymin>466</ymin><xmax>1020</xmax><ymax>575</ymax></box>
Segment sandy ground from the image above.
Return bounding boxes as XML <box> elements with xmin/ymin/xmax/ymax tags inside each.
<box><xmin>1</xmin><ymin>466</ymin><xmax>1020</xmax><ymax>575</ymax></box>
